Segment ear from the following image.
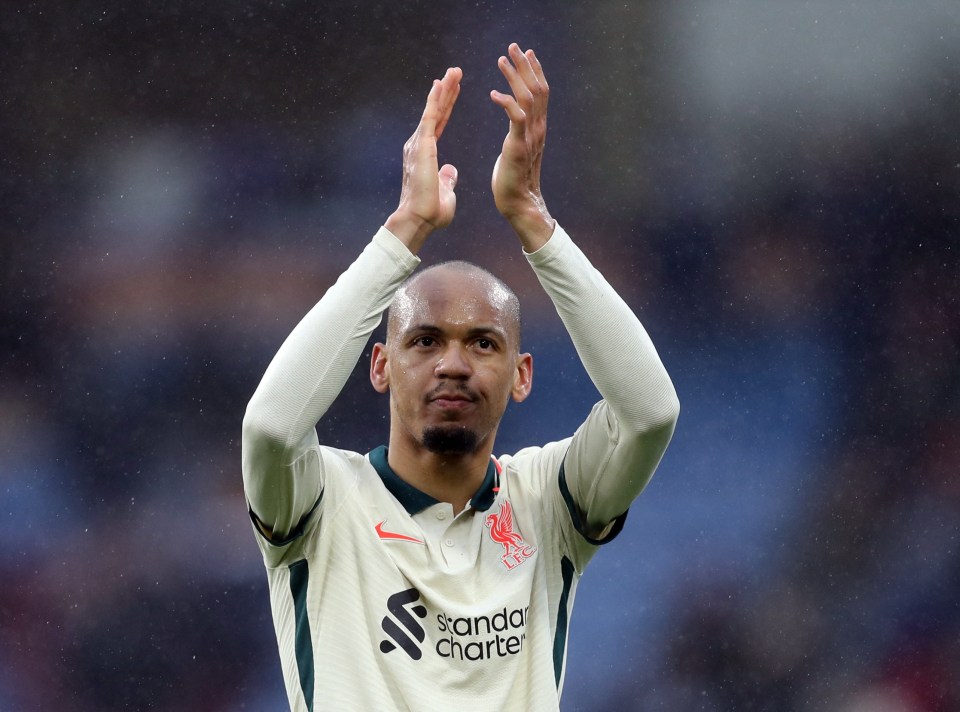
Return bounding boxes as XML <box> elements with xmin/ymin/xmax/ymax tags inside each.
<box><xmin>370</xmin><ymin>342</ymin><xmax>390</xmax><ymax>394</ymax></box>
<box><xmin>511</xmin><ymin>352</ymin><xmax>533</xmax><ymax>403</ymax></box>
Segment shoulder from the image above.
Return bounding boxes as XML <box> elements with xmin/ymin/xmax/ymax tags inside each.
<box><xmin>318</xmin><ymin>445</ymin><xmax>374</xmax><ymax>469</ymax></box>
<box><xmin>312</xmin><ymin>445</ymin><xmax>380</xmax><ymax>496</ymax></box>
<box><xmin>497</xmin><ymin>438</ymin><xmax>572</xmax><ymax>486</ymax></box>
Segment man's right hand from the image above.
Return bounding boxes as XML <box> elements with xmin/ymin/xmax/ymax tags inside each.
<box><xmin>385</xmin><ymin>66</ymin><xmax>462</xmax><ymax>254</ymax></box>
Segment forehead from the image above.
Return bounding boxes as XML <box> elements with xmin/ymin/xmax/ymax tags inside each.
<box><xmin>391</xmin><ymin>268</ymin><xmax>515</xmax><ymax>336</ymax></box>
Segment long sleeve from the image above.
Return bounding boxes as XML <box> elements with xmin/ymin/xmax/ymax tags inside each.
<box><xmin>241</xmin><ymin>227</ymin><xmax>420</xmax><ymax>539</ymax></box>
<box><xmin>525</xmin><ymin>224</ymin><xmax>680</xmax><ymax>531</ymax></box>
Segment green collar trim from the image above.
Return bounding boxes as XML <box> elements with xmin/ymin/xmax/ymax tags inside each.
<box><xmin>368</xmin><ymin>445</ymin><xmax>499</xmax><ymax>514</ymax></box>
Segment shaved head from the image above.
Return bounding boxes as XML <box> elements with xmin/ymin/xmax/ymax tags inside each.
<box><xmin>387</xmin><ymin>261</ymin><xmax>522</xmax><ymax>349</ymax></box>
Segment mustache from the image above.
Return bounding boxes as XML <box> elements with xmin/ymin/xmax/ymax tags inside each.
<box><xmin>426</xmin><ymin>384</ymin><xmax>479</xmax><ymax>402</ymax></box>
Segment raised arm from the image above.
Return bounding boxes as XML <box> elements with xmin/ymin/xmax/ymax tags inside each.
<box><xmin>528</xmin><ymin>229</ymin><xmax>679</xmax><ymax>536</ymax></box>
<box><xmin>241</xmin><ymin>67</ymin><xmax>462</xmax><ymax>540</ymax></box>
<box><xmin>492</xmin><ymin>45</ymin><xmax>679</xmax><ymax>535</ymax></box>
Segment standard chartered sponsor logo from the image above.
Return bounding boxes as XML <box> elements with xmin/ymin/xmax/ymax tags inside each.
<box><xmin>379</xmin><ymin>588</ymin><xmax>529</xmax><ymax>663</ymax></box>
<box><xmin>380</xmin><ymin>588</ymin><xmax>428</xmax><ymax>660</ymax></box>
<box><xmin>435</xmin><ymin>606</ymin><xmax>529</xmax><ymax>661</ymax></box>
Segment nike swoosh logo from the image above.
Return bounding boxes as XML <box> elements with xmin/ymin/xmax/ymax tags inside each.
<box><xmin>375</xmin><ymin>520</ymin><xmax>425</xmax><ymax>544</ymax></box>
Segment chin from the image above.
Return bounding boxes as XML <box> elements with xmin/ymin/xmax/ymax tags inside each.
<box><xmin>421</xmin><ymin>425</ymin><xmax>479</xmax><ymax>455</ymax></box>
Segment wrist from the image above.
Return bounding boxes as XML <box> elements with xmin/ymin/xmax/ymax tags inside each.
<box><xmin>505</xmin><ymin>202</ymin><xmax>555</xmax><ymax>252</ymax></box>
<box><xmin>384</xmin><ymin>210</ymin><xmax>434</xmax><ymax>254</ymax></box>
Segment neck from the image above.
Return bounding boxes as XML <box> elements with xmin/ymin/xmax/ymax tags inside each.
<box><xmin>386</xmin><ymin>433</ymin><xmax>494</xmax><ymax>514</ymax></box>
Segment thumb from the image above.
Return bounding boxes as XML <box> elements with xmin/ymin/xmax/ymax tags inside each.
<box><xmin>439</xmin><ymin>163</ymin><xmax>458</xmax><ymax>190</ymax></box>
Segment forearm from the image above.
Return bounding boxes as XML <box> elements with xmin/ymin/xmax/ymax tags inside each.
<box><xmin>242</xmin><ymin>228</ymin><xmax>419</xmax><ymax>524</ymax></box>
<box><xmin>526</xmin><ymin>225</ymin><xmax>679</xmax><ymax>528</ymax></box>
<box><xmin>526</xmin><ymin>225</ymin><xmax>678</xmax><ymax>430</ymax></box>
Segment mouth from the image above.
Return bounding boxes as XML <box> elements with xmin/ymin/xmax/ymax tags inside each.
<box><xmin>431</xmin><ymin>398</ymin><xmax>473</xmax><ymax>411</ymax></box>
<box><xmin>427</xmin><ymin>388</ymin><xmax>478</xmax><ymax>411</ymax></box>
<box><xmin>430</xmin><ymin>394</ymin><xmax>473</xmax><ymax>407</ymax></box>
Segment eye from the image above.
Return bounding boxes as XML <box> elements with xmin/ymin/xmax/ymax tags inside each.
<box><xmin>412</xmin><ymin>335</ymin><xmax>436</xmax><ymax>348</ymax></box>
<box><xmin>476</xmin><ymin>338</ymin><xmax>495</xmax><ymax>350</ymax></box>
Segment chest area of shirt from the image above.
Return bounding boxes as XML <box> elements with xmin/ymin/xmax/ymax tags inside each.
<box><xmin>368</xmin><ymin>497</ymin><xmax>538</xmax><ymax>575</ymax></box>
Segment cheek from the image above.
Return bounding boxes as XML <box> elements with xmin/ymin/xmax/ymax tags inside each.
<box><xmin>388</xmin><ymin>358</ymin><xmax>427</xmax><ymax>395</ymax></box>
<box><xmin>487</xmin><ymin>368</ymin><xmax>518</xmax><ymax>402</ymax></box>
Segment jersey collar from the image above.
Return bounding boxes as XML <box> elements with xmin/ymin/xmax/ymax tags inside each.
<box><xmin>368</xmin><ymin>445</ymin><xmax>499</xmax><ymax>515</ymax></box>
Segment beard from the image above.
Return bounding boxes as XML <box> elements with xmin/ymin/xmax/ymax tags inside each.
<box><xmin>421</xmin><ymin>425</ymin><xmax>479</xmax><ymax>455</ymax></box>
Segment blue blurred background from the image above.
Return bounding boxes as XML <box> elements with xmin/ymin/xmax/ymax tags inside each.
<box><xmin>3</xmin><ymin>1</ymin><xmax>958</xmax><ymax>710</ymax></box>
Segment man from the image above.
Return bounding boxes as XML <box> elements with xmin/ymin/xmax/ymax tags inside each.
<box><xmin>242</xmin><ymin>44</ymin><xmax>679</xmax><ymax>711</ymax></box>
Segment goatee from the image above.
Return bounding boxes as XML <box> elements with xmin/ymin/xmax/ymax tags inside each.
<box><xmin>422</xmin><ymin>425</ymin><xmax>479</xmax><ymax>454</ymax></box>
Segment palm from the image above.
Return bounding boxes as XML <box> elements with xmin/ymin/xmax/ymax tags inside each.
<box><xmin>491</xmin><ymin>140</ymin><xmax>541</xmax><ymax>217</ymax></box>
<box><xmin>386</xmin><ymin>68</ymin><xmax>462</xmax><ymax>249</ymax></box>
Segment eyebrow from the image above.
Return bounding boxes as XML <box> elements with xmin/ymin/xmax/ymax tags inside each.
<box><xmin>404</xmin><ymin>324</ymin><xmax>509</xmax><ymax>341</ymax></box>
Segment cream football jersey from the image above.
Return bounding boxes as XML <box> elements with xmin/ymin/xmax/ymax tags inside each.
<box><xmin>244</xmin><ymin>224</ymin><xmax>678</xmax><ymax>711</ymax></box>
<box><xmin>254</xmin><ymin>438</ymin><xmax>625</xmax><ymax>712</ymax></box>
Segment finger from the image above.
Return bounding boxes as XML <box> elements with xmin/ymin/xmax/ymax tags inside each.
<box><xmin>441</xmin><ymin>67</ymin><xmax>462</xmax><ymax>100</ymax></box>
<box><xmin>508</xmin><ymin>43</ymin><xmax>540</xmax><ymax>94</ymax></box>
<box><xmin>497</xmin><ymin>56</ymin><xmax>527</xmax><ymax>101</ymax></box>
<box><xmin>497</xmin><ymin>52</ymin><xmax>537</xmax><ymax>108</ymax></box>
<box><xmin>416</xmin><ymin>79</ymin><xmax>443</xmax><ymax>137</ymax></box>
<box><xmin>435</xmin><ymin>68</ymin><xmax>462</xmax><ymax>139</ymax></box>
<box><xmin>525</xmin><ymin>49</ymin><xmax>549</xmax><ymax>92</ymax></box>
<box><xmin>442</xmin><ymin>68</ymin><xmax>462</xmax><ymax>104</ymax></box>
<box><xmin>490</xmin><ymin>90</ymin><xmax>525</xmax><ymax>138</ymax></box>
<box><xmin>512</xmin><ymin>46</ymin><xmax>548</xmax><ymax>116</ymax></box>
<box><xmin>439</xmin><ymin>163</ymin><xmax>458</xmax><ymax>190</ymax></box>
<box><xmin>416</xmin><ymin>68</ymin><xmax>458</xmax><ymax>137</ymax></box>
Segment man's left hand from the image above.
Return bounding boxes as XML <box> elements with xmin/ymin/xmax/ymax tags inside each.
<box><xmin>490</xmin><ymin>44</ymin><xmax>555</xmax><ymax>251</ymax></box>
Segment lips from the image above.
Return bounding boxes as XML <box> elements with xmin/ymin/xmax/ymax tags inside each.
<box><xmin>427</xmin><ymin>387</ymin><xmax>478</xmax><ymax>408</ymax></box>
<box><xmin>431</xmin><ymin>393</ymin><xmax>471</xmax><ymax>402</ymax></box>
<box><xmin>432</xmin><ymin>399</ymin><xmax>472</xmax><ymax>412</ymax></box>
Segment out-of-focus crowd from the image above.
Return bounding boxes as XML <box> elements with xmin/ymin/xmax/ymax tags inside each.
<box><xmin>2</xmin><ymin>3</ymin><xmax>957</xmax><ymax>710</ymax></box>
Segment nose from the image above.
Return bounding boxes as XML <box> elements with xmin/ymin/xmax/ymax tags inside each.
<box><xmin>434</xmin><ymin>342</ymin><xmax>472</xmax><ymax>379</ymax></box>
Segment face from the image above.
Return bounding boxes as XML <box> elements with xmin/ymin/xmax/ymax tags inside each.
<box><xmin>370</xmin><ymin>267</ymin><xmax>532</xmax><ymax>456</ymax></box>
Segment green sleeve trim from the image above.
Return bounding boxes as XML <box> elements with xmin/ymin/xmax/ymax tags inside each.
<box><xmin>558</xmin><ymin>461</ymin><xmax>627</xmax><ymax>545</ymax></box>
<box><xmin>553</xmin><ymin>556</ymin><xmax>575</xmax><ymax>687</ymax></box>
<box><xmin>288</xmin><ymin>559</ymin><xmax>315</xmax><ymax>711</ymax></box>
<box><xmin>249</xmin><ymin>491</ymin><xmax>323</xmax><ymax>547</ymax></box>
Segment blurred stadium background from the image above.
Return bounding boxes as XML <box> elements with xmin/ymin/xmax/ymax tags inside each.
<box><xmin>2</xmin><ymin>1</ymin><xmax>958</xmax><ymax>709</ymax></box>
